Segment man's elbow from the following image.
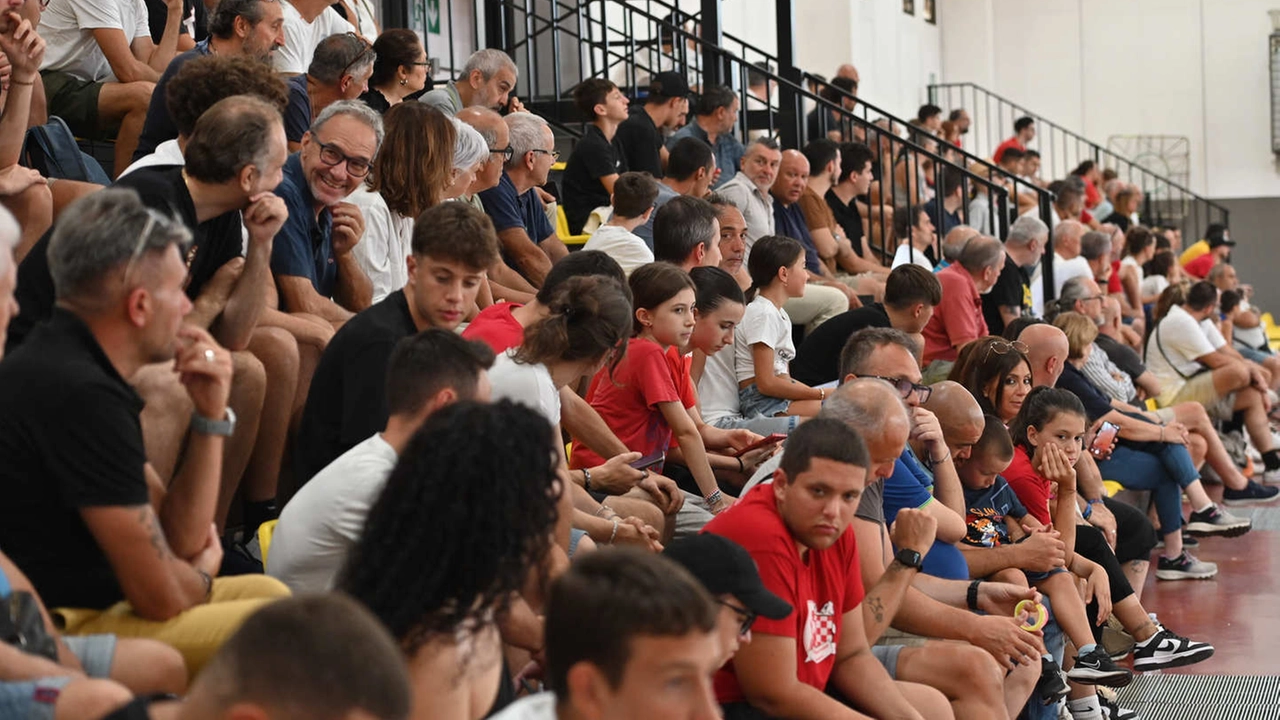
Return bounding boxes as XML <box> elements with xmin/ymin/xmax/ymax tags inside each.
<box><xmin>125</xmin><ymin>583</ymin><xmax>192</xmax><ymax>621</ymax></box>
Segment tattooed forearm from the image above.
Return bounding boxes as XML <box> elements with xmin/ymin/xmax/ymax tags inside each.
<box><xmin>868</xmin><ymin>596</ymin><xmax>885</xmax><ymax>625</ymax></box>
<box><xmin>138</xmin><ymin>507</ymin><xmax>173</xmax><ymax>562</ymax></box>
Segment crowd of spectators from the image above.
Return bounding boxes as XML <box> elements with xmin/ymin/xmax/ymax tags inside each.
<box><xmin>0</xmin><ymin>7</ymin><xmax>1269</xmax><ymax>720</ymax></box>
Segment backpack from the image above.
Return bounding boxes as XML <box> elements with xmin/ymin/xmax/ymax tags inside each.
<box><xmin>20</xmin><ymin>116</ymin><xmax>111</xmax><ymax>184</ymax></box>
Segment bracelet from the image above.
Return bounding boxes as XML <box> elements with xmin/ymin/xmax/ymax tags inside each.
<box><xmin>818</xmin><ymin>387</ymin><xmax>826</xmax><ymax>401</ymax></box>
<box><xmin>594</xmin><ymin>502</ymin><xmax>612</xmax><ymax>517</ymax></box>
<box><xmin>736</xmin><ymin>456</ymin><xmax>745</xmax><ymax>473</ymax></box>
<box><xmin>705</xmin><ymin>489</ymin><xmax>723</xmax><ymax>507</ymax></box>
<box><xmin>8</xmin><ymin>78</ymin><xmax>32</xmax><ymax>87</ymax></box>
<box><xmin>607</xmin><ymin>517</ymin><xmax>619</xmax><ymax>545</ymax></box>
<box><xmin>929</xmin><ymin>449</ymin><xmax>951</xmax><ymax>466</ymax></box>
<box><xmin>1082</xmin><ymin>502</ymin><xmax>1093</xmax><ymax>520</ymax></box>
<box><xmin>582</xmin><ymin>467</ymin><xmax>592</xmax><ymax>492</ymax></box>
<box><xmin>966</xmin><ymin>579</ymin><xmax>982</xmax><ymax>611</ymax></box>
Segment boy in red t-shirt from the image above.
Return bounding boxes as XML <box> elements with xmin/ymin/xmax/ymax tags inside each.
<box><xmin>704</xmin><ymin>417</ymin><xmax>941</xmax><ymax>719</ymax></box>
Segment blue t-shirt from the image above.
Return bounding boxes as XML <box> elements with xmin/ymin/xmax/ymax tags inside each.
<box><xmin>961</xmin><ymin>476</ymin><xmax>1028</xmax><ymax>549</ymax></box>
<box><xmin>0</xmin><ymin>564</ymin><xmax>9</xmax><ymax>598</ymax></box>
<box><xmin>271</xmin><ymin>153</ymin><xmax>337</xmax><ymax>305</ymax></box>
<box><xmin>772</xmin><ymin>202</ymin><xmax>824</xmax><ymax>275</ymax></box>
<box><xmin>882</xmin><ymin>448</ymin><xmax>970</xmax><ymax>581</ymax></box>
<box><xmin>477</xmin><ymin>171</ymin><xmax>555</xmax><ymax>279</ymax></box>
<box><xmin>665</xmin><ymin>120</ymin><xmax>743</xmax><ymax>189</ymax></box>
<box><xmin>284</xmin><ymin>73</ymin><xmax>313</xmax><ymax>144</ymax></box>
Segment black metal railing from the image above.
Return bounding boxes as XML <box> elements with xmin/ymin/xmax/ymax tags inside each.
<box><xmin>928</xmin><ymin>82</ymin><xmax>1228</xmax><ymax>239</ymax></box>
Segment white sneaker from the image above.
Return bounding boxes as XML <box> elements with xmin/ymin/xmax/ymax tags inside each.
<box><xmin>1263</xmin><ymin>466</ymin><xmax>1280</xmax><ymax>484</ymax></box>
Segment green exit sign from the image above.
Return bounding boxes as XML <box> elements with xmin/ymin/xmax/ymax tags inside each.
<box><xmin>426</xmin><ymin>0</ymin><xmax>439</xmax><ymax>33</ymax></box>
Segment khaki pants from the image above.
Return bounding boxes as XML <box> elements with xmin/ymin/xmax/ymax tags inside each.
<box><xmin>785</xmin><ymin>284</ymin><xmax>848</xmax><ymax>333</ymax></box>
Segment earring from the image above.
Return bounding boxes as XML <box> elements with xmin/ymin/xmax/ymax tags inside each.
<box><xmin>399</xmin><ymin>78</ymin><xmax>407</xmax><ymax>86</ymax></box>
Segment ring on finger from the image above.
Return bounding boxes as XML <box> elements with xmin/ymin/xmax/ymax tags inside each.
<box><xmin>203</xmin><ymin>349</ymin><xmax>215</xmax><ymax>363</ymax></box>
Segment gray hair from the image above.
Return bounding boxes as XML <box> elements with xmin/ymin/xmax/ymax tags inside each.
<box><xmin>461</xmin><ymin>48</ymin><xmax>517</xmax><ymax>82</ymax></box>
<box><xmin>49</xmin><ymin>189</ymin><xmax>192</xmax><ymax>303</ymax></box>
<box><xmin>505</xmin><ymin>112</ymin><xmax>549</xmax><ymax>168</ymax></box>
<box><xmin>1079</xmin><ymin>230</ymin><xmax>1112</xmax><ymax>261</ymax></box>
<box><xmin>958</xmin><ymin>235</ymin><xmax>1004</xmax><ymax>273</ymax></box>
<box><xmin>208</xmin><ymin>0</ymin><xmax>277</xmax><ymax>39</ymax></box>
<box><xmin>450</xmin><ymin>117</ymin><xmax>489</xmax><ymax>171</ymax></box>
<box><xmin>821</xmin><ymin>377</ymin><xmax>909</xmax><ymax>439</ymax></box>
<box><xmin>1052</xmin><ymin>219</ymin><xmax>1084</xmax><ymax>247</ymax></box>
<box><xmin>312</xmin><ymin>99</ymin><xmax>385</xmax><ymax>155</ymax></box>
<box><xmin>309</xmin><ymin>33</ymin><xmax>376</xmax><ymax>86</ymax></box>
<box><xmin>744</xmin><ymin>136</ymin><xmax>780</xmax><ymax>158</ymax></box>
<box><xmin>1006</xmin><ymin>215</ymin><xmax>1048</xmax><ymax>248</ymax></box>
<box><xmin>837</xmin><ymin>326</ymin><xmax>920</xmax><ymax>379</ymax></box>
<box><xmin>1059</xmin><ymin>275</ymin><xmax>1093</xmax><ymax>306</ymax></box>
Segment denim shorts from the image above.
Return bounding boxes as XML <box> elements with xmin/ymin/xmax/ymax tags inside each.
<box><xmin>0</xmin><ymin>676</ymin><xmax>73</xmax><ymax>720</ymax></box>
<box><xmin>738</xmin><ymin>384</ymin><xmax>792</xmax><ymax>420</ymax></box>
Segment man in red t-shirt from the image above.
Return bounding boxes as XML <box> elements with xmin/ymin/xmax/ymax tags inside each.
<box><xmin>922</xmin><ymin>236</ymin><xmax>1003</xmax><ymax>380</ymax></box>
<box><xmin>705</xmin><ymin>414</ymin><xmax>949</xmax><ymax>719</ymax></box>
<box><xmin>1183</xmin><ymin>234</ymin><xmax>1235</xmax><ymax>279</ymax></box>
<box><xmin>992</xmin><ymin>116</ymin><xmax>1035</xmax><ymax>165</ymax></box>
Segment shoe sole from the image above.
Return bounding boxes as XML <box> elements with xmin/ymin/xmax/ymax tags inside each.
<box><xmin>1155</xmin><ymin>568</ymin><xmax>1219</xmax><ymax>580</ymax></box>
<box><xmin>1183</xmin><ymin>521</ymin><xmax>1252</xmax><ymax>537</ymax></box>
<box><xmin>1065</xmin><ymin>667</ymin><xmax>1134</xmax><ymax>687</ymax></box>
<box><xmin>1132</xmin><ymin>645</ymin><xmax>1215</xmax><ymax>671</ymax></box>
<box><xmin>1221</xmin><ymin>492</ymin><xmax>1280</xmax><ymax>505</ymax></box>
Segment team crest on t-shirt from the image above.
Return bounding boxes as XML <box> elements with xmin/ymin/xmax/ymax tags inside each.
<box><xmin>802</xmin><ymin>600</ymin><xmax>838</xmax><ymax>663</ymax></box>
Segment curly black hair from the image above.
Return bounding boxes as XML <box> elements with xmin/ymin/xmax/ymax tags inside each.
<box><xmin>339</xmin><ymin>400</ymin><xmax>561</xmax><ymax>655</ymax></box>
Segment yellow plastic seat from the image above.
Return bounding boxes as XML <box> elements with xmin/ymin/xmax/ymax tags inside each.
<box><xmin>1144</xmin><ymin>398</ymin><xmax>1158</xmax><ymax>411</ymax></box>
<box><xmin>257</xmin><ymin>519</ymin><xmax>278</xmax><ymax>567</ymax></box>
<box><xmin>556</xmin><ymin>204</ymin><xmax>591</xmax><ymax>247</ymax></box>
<box><xmin>1102</xmin><ymin>480</ymin><xmax>1124</xmax><ymax>498</ymax></box>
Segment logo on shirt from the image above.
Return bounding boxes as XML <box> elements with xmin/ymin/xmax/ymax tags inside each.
<box><xmin>802</xmin><ymin>600</ymin><xmax>838</xmax><ymax>663</ymax></box>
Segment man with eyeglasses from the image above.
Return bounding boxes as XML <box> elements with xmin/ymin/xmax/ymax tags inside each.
<box><xmin>271</xmin><ymin>99</ymin><xmax>379</xmax><ymax>326</ymax></box>
<box><xmin>283</xmin><ymin>33</ymin><xmax>375</xmax><ymax>152</ymax></box>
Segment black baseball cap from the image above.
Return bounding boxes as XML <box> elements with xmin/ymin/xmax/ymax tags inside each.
<box><xmin>664</xmin><ymin>534</ymin><xmax>792</xmax><ymax>620</ymax></box>
<box><xmin>649</xmin><ymin>71</ymin><xmax>691</xmax><ymax>99</ymax></box>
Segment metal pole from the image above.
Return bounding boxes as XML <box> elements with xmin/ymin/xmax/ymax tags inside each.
<box><xmin>700</xmin><ymin>0</ymin><xmax>723</xmax><ymax>86</ymax></box>
<box><xmin>775</xmin><ymin>0</ymin><xmax>799</xmax><ymax>149</ymax></box>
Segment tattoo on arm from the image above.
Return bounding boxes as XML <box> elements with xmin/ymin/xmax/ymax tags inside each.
<box><xmin>139</xmin><ymin>507</ymin><xmax>173</xmax><ymax>562</ymax></box>
<box><xmin>868</xmin><ymin>596</ymin><xmax>885</xmax><ymax>625</ymax></box>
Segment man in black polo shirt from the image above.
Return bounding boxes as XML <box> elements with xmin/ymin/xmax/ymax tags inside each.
<box><xmin>791</xmin><ymin>264</ymin><xmax>942</xmax><ymax>386</ymax></box>
<box><xmin>982</xmin><ymin>215</ymin><xmax>1045</xmax><ymax>337</ymax></box>
<box><xmin>561</xmin><ymin>78</ymin><xmax>631</xmax><ymax>236</ymax></box>
<box><xmin>615</xmin><ymin>71</ymin><xmax>690</xmax><ymax>178</ymax></box>
<box><xmin>0</xmin><ymin>188</ymin><xmax>289</xmax><ymax>674</ymax></box>
<box><xmin>295</xmin><ymin>202</ymin><xmax>501</xmax><ymax>483</ymax></box>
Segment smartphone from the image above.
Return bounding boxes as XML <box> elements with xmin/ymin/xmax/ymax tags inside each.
<box><xmin>630</xmin><ymin>451</ymin><xmax>665</xmax><ymax>470</ymax></box>
<box><xmin>1089</xmin><ymin>421</ymin><xmax>1120</xmax><ymax>459</ymax></box>
<box><xmin>732</xmin><ymin>433</ymin><xmax>787</xmax><ymax>458</ymax></box>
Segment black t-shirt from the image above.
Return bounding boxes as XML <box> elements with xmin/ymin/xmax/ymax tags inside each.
<box><xmin>134</xmin><ymin>42</ymin><xmax>210</xmax><ymax>161</ymax></box>
<box><xmin>0</xmin><ymin>309</ymin><xmax>149</xmax><ymax>609</ymax></box>
<box><xmin>359</xmin><ymin>88</ymin><xmax>391</xmax><ymax>114</ymax></box>
<box><xmin>791</xmin><ymin>303</ymin><xmax>891</xmax><ymax>386</ymax></box>
<box><xmin>982</xmin><ymin>253</ymin><xmax>1031</xmax><ymax>337</ymax></box>
<box><xmin>1102</xmin><ymin>212</ymin><xmax>1131</xmax><ymax>232</ymax></box>
<box><xmin>1095</xmin><ymin>334</ymin><xmax>1146</xmax><ymax>382</ymax></box>
<box><xmin>561</xmin><ymin>124</ymin><xmax>627</xmax><ymax>235</ymax></box>
<box><xmin>825</xmin><ymin>188</ymin><xmax>863</xmax><ymax>255</ymax></box>
<box><xmin>144</xmin><ymin>0</ymin><xmax>193</xmax><ymax>43</ymax></box>
<box><xmin>615</xmin><ymin>106</ymin><xmax>663</xmax><ymax>179</ymax></box>
<box><xmin>295</xmin><ymin>290</ymin><xmax>418</xmax><ymax>483</ymax></box>
<box><xmin>9</xmin><ymin>167</ymin><xmax>244</xmax><ymax>353</ymax></box>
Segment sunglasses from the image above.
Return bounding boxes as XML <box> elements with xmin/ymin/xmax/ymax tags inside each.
<box><xmin>717</xmin><ymin>599</ymin><xmax>756</xmax><ymax>637</ymax></box>
<box><xmin>339</xmin><ymin>33</ymin><xmax>375</xmax><ymax>79</ymax></box>
<box><xmin>869</xmin><ymin>376</ymin><xmax>933</xmax><ymax>404</ymax></box>
<box><xmin>981</xmin><ymin>339</ymin><xmax>1029</xmax><ymax>364</ymax></box>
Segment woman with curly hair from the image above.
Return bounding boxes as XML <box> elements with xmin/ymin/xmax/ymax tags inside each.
<box><xmin>340</xmin><ymin>399</ymin><xmax>563</xmax><ymax>720</ymax></box>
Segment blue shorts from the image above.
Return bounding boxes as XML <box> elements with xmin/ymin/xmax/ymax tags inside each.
<box><xmin>1236</xmin><ymin>343</ymin><xmax>1273</xmax><ymax>364</ymax></box>
<box><xmin>738</xmin><ymin>384</ymin><xmax>792</xmax><ymax>419</ymax></box>
<box><xmin>0</xmin><ymin>676</ymin><xmax>73</xmax><ymax>720</ymax></box>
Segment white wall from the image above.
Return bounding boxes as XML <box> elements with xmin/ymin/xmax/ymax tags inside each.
<box><xmin>940</xmin><ymin>0</ymin><xmax>1280</xmax><ymax>199</ymax></box>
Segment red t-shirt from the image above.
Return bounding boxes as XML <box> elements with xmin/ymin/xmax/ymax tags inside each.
<box><xmin>569</xmin><ymin>338</ymin><xmax>692</xmax><ymax>470</ymax></box>
<box><xmin>922</xmin><ymin>263</ymin><xmax>988</xmax><ymax>364</ymax></box>
<box><xmin>1107</xmin><ymin>260</ymin><xmax>1122</xmax><ymax>295</ymax></box>
<box><xmin>1001</xmin><ymin>446</ymin><xmax>1052</xmax><ymax>525</ymax></box>
<box><xmin>705</xmin><ymin>484</ymin><xmax>864</xmax><ymax>703</ymax></box>
<box><xmin>1083</xmin><ymin>178</ymin><xmax>1101</xmax><ymax>209</ymax></box>
<box><xmin>461</xmin><ymin>302</ymin><xmax>525</xmax><ymax>353</ymax></box>
<box><xmin>1183</xmin><ymin>253</ymin><xmax>1216</xmax><ymax>280</ymax></box>
<box><xmin>992</xmin><ymin>137</ymin><xmax>1025</xmax><ymax>165</ymax></box>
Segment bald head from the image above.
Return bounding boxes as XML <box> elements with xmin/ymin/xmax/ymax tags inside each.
<box><xmin>822</xmin><ymin>378</ymin><xmax>910</xmax><ymax>479</ymax></box>
<box><xmin>1053</xmin><ymin>220</ymin><xmax>1085</xmax><ymax>258</ymax></box>
<box><xmin>457</xmin><ymin>106</ymin><xmax>508</xmax><ymax>193</ymax></box>
<box><xmin>771</xmin><ymin>149</ymin><xmax>810</xmax><ymax>205</ymax></box>
<box><xmin>923</xmin><ymin>380</ymin><xmax>985</xmax><ymax>464</ymax></box>
<box><xmin>836</xmin><ymin>64</ymin><xmax>860</xmax><ymax>83</ymax></box>
<box><xmin>1018</xmin><ymin>323</ymin><xmax>1069</xmax><ymax>388</ymax></box>
<box><xmin>942</xmin><ymin>225</ymin><xmax>978</xmax><ymax>264</ymax></box>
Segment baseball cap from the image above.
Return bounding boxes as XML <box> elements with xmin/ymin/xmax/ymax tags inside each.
<box><xmin>664</xmin><ymin>534</ymin><xmax>792</xmax><ymax>620</ymax></box>
<box><xmin>649</xmin><ymin>71</ymin><xmax>691</xmax><ymax>100</ymax></box>
<box><xmin>1208</xmin><ymin>229</ymin><xmax>1235</xmax><ymax>248</ymax></box>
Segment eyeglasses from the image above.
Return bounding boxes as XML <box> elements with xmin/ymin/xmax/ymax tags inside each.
<box><xmin>489</xmin><ymin>145</ymin><xmax>514</xmax><ymax>162</ymax></box>
<box><xmin>531</xmin><ymin>148</ymin><xmax>561</xmax><ymax>161</ymax></box>
<box><xmin>339</xmin><ymin>33</ymin><xmax>375</xmax><ymax>80</ymax></box>
<box><xmin>1082</xmin><ymin>293</ymin><xmax>1106</xmax><ymax>303</ymax></box>
<box><xmin>314</xmin><ymin>139</ymin><xmax>373</xmax><ymax>178</ymax></box>
<box><xmin>716</xmin><ymin>599</ymin><xmax>756</xmax><ymax>637</ymax></box>
<box><xmin>870</xmin><ymin>376</ymin><xmax>933</xmax><ymax>403</ymax></box>
<box><xmin>122</xmin><ymin>208</ymin><xmax>180</xmax><ymax>285</ymax></box>
<box><xmin>981</xmin><ymin>339</ymin><xmax>1029</xmax><ymax>364</ymax></box>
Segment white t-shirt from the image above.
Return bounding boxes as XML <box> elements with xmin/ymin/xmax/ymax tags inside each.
<box><xmin>698</xmin><ymin>342</ymin><xmax>741</xmax><ymax>424</ymax></box>
<box><xmin>891</xmin><ymin>243</ymin><xmax>933</xmax><ymax>272</ymax></box>
<box><xmin>582</xmin><ymin>224</ymin><xmax>654</xmax><ymax>277</ymax></box>
<box><xmin>1141</xmin><ymin>274</ymin><xmax>1170</xmax><ymax>299</ymax></box>
<box><xmin>118</xmin><ymin>139</ymin><xmax>185</xmax><ymax>178</ymax></box>
<box><xmin>488</xmin><ymin>350</ymin><xmax>561</xmax><ymax>424</ymax></box>
<box><xmin>488</xmin><ymin>693</ymin><xmax>557</xmax><ymax>720</ymax></box>
<box><xmin>735</xmin><ymin>295</ymin><xmax>795</xmax><ymax>383</ymax></box>
<box><xmin>1146</xmin><ymin>304</ymin><xmax>1217</xmax><ymax>403</ymax></box>
<box><xmin>275</xmin><ymin>0</ymin><xmax>355</xmax><ymax>74</ymax></box>
<box><xmin>41</xmin><ymin>0</ymin><xmax>150</xmax><ymax>82</ymax></box>
<box><xmin>266</xmin><ymin>434</ymin><xmax>398</xmax><ymax>593</ymax></box>
<box><xmin>1053</xmin><ymin>254</ymin><xmax>1093</xmax><ymax>299</ymax></box>
<box><xmin>1120</xmin><ymin>255</ymin><xmax>1144</xmax><ymax>282</ymax></box>
<box><xmin>347</xmin><ymin>184</ymin><xmax>412</xmax><ymax>303</ymax></box>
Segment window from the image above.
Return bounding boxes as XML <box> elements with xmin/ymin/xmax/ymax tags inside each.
<box><xmin>924</xmin><ymin>0</ymin><xmax>936</xmax><ymax>23</ymax></box>
<box><xmin>903</xmin><ymin>0</ymin><xmax>914</xmax><ymax>15</ymax></box>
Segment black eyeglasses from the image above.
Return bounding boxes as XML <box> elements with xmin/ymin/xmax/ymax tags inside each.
<box><xmin>870</xmin><ymin>376</ymin><xmax>932</xmax><ymax>403</ymax></box>
<box><xmin>339</xmin><ymin>33</ymin><xmax>375</xmax><ymax>79</ymax></box>
<box><xmin>314</xmin><ymin>139</ymin><xmax>373</xmax><ymax>178</ymax></box>
<box><xmin>717</xmin><ymin>599</ymin><xmax>756</xmax><ymax>637</ymax></box>
<box><xmin>981</xmin><ymin>339</ymin><xmax>1029</xmax><ymax>364</ymax></box>
<box><xmin>490</xmin><ymin>145</ymin><xmax>514</xmax><ymax>162</ymax></box>
<box><xmin>531</xmin><ymin>148</ymin><xmax>561</xmax><ymax>161</ymax></box>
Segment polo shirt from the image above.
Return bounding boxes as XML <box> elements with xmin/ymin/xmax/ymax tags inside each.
<box><xmin>478</xmin><ymin>171</ymin><xmax>555</xmax><ymax>281</ymax></box>
<box><xmin>615</xmin><ymin>105</ymin><xmax>664</xmax><ymax>178</ymax></box>
<box><xmin>562</xmin><ymin>124</ymin><xmax>627</xmax><ymax>235</ymax></box>
<box><xmin>284</xmin><ymin>73</ymin><xmax>313</xmax><ymax>144</ymax></box>
<box><xmin>295</xmin><ymin>289</ymin><xmax>418</xmax><ymax>483</ymax></box>
<box><xmin>634</xmin><ymin>181</ymin><xmax>679</xmax><ymax>249</ymax></box>
<box><xmin>419</xmin><ymin>81</ymin><xmax>463</xmax><ymax>115</ymax></box>
<box><xmin>772</xmin><ymin>200</ymin><xmax>823</xmax><ymax>274</ymax></box>
<box><xmin>0</xmin><ymin>309</ymin><xmax>148</xmax><ymax>609</ymax></box>
<box><xmin>982</xmin><ymin>253</ymin><xmax>1031</xmax><ymax>337</ymax></box>
<box><xmin>133</xmin><ymin>39</ymin><xmax>210</xmax><ymax>161</ymax></box>
<box><xmin>8</xmin><ymin>166</ymin><xmax>245</xmax><ymax>352</ymax></box>
<box><xmin>825</xmin><ymin>188</ymin><xmax>864</xmax><ymax>254</ymax></box>
<box><xmin>272</xmin><ymin>152</ymin><xmax>338</xmax><ymax>306</ymax></box>
<box><xmin>666</xmin><ymin>119</ymin><xmax>743</xmax><ymax>189</ymax></box>
<box><xmin>790</xmin><ymin>303</ymin><xmax>890</xmax><ymax>386</ymax></box>
<box><xmin>717</xmin><ymin>171</ymin><xmax>773</xmax><ymax>248</ymax></box>
<box><xmin>923</xmin><ymin>263</ymin><xmax>987</xmax><ymax>364</ymax></box>
<box><xmin>923</xmin><ymin>196</ymin><xmax>962</xmax><ymax>237</ymax></box>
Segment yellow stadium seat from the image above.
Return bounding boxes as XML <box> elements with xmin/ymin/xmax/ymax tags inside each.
<box><xmin>1102</xmin><ymin>480</ymin><xmax>1124</xmax><ymax>498</ymax></box>
<box><xmin>257</xmin><ymin>519</ymin><xmax>278</xmax><ymax>567</ymax></box>
<box><xmin>556</xmin><ymin>204</ymin><xmax>591</xmax><ymax>247</ymax></box>
<box><xmin>1144</xmin><ymin>398</ymin><xmax>1159</xmax><ymax>411</ymax></box>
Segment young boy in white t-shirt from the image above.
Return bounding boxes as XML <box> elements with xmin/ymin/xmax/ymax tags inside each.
<box><xmin>583</xmin><ymin>171</ymin><xmax>658</xmax><ymax>277</ymax></box>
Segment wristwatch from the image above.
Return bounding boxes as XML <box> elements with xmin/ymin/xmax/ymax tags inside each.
<box><xmin>191</xmin><ymin>408</ymin><xmax>237</xmax><ymax>437</ymax></box>
<box><xmin>894</xmin><ymin>548</ymin><xmax>924</xmax><ymax>571</ymax></box>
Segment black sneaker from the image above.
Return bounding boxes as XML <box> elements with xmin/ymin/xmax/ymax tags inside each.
<box><xmin>1066</xmin><ymin>646</ymin><xmax>1133</xmax><ymax>687</ymax></box>
<box><xmin>1131</xmin><ymin>625</ymin><xmax>1214</xmax><ymax>671</ymax></box>
<box><xmin>1222</xmin><ymin>480</ymin><xmax>1280</xmax><ymax>506</ymax></box>
<box><xmin>1036</xmin><ymin>655</ymin><xmax>1069</xmax><ymax>705</ymax></box>
<box><xmin>1099</xmin><ymin>695</ymin><xmax>1141</xmax><ymax>719</ymax></box>
<box><xmin>1184</xmin><ymin>504</ymin><xmax>1252</xmax><ymax>536</ymax></box>
<box><xmin>1153</xmin><ymin>531</ymin><xmax>1199</xmax><ymax>549</ymax></box>
<box><xmin>1155</xmin><ymin>551</ymin><xmax>1218</xmax><ymax>581</ymax></box>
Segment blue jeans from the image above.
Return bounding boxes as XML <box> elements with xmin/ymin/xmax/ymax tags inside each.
<box><xmin>1025</xmin><ymin>594</ymin><xmax>1064</xmax><ymax>720</ymax></box>
<box><xmin>1096</xmin><ymin>440</ymin><xmax>1199</xmax><ymax>537</ymax></box>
